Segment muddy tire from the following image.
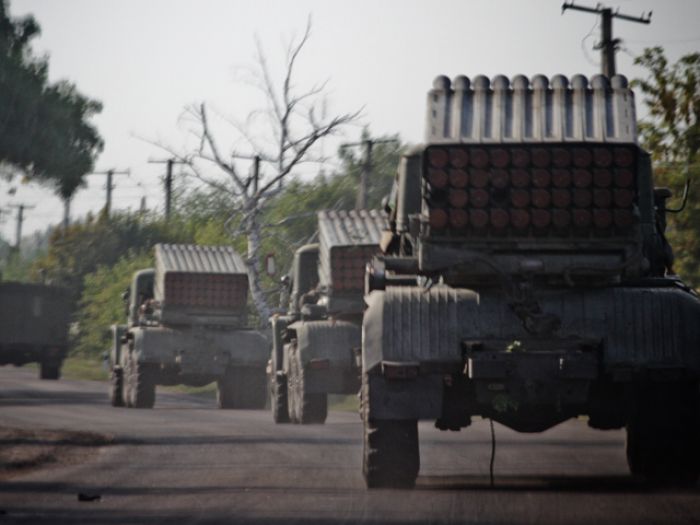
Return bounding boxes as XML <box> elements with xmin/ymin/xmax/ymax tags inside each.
<box><xmin>626</xmin><ymin>383</ymin><xmax>700</xmax><ymax>485</ymax></box>
<box><xmin>125</xmin><ymin>356</ymin><xmax>156</xmax><ymax>409</ymax></box>
<box><xmin>287</xmin><ymin>355</ymin><xmax>327</xmax><ymax>424</ymax></box>
<box><xmin>361</xmin><ymin>373</ymin><xmax>419</xmax><ymax>489</ymax></box>
<box><xmin>39</xmin><ymin>362</ymin><xmax>60</xmax><ymax>380</ymax></box>
<box><xmin>271</xmin><ymin>373</ymin><xmax>290</xmax><ymax>423</ymax></box>
<box><xmin>217</xmin><ymin>367</ymin><xmax>267</xmax><ymax>409</ymax></box>
<box><xmin>109</xmin><ymin>369</ymin><xmax>125</xmax><ymax>407</ymax></box>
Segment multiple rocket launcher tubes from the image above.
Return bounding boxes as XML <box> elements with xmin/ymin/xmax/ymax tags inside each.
<box><xmin>424</xmin><ymin>143</ymin><xmax>639</xmax><ymax>236</ymax></box>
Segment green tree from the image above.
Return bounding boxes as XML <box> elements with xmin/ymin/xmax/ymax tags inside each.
<box><xmin>74</xmin><ymin>251</ymin><xmax>153</xmax><ymax>357</ymax></box>
<box><xmin>31</xmin><ymin>211</ymin><xmax>193</xmax><ymax>307</ymax></box>
<box><xmin>633</xmin><ymin>47</ymin><xmax>700</xmax><ymax>284</ymax></box>
<box><xmin>0</xmin><ymin>0</ymin><xmax>103</xmax><ymax>199</ymax></box>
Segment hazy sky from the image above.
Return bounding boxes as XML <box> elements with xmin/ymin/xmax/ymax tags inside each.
<box><xmin>2</xmin><ymin>0</ymin><xmax>699</xmax><ymax>241</ymax></box>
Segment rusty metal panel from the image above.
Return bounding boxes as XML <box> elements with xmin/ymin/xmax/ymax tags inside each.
<box><xmin>317</xmin><ymin>210</ymin><xmax>388</xmax><ymax>290</ymax></box>
<box><xmin>426</xmin><ymin>74</ymin><xmax>637</xmax><ymax>144</ymax></box>
<box><xmin>155</xmin><ymin>243</ymin><xmax>246</xmax><ymax>274</ymax></box>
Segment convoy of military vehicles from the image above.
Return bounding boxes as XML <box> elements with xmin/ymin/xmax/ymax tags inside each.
<box><xmin>3</xmin><ymin>68</ymin><xmax>699</xmax><ymax>492</ymax></box>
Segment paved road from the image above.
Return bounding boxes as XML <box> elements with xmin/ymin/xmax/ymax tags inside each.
<box><xmin>1</xmin><ymin>366</ymin><xmax>699</xmax><ymax>524</ymax></box>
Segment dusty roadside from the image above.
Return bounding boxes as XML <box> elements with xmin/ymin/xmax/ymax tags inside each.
<box><xmin>0</xmin><ymin>427</ymin><xmax>113</xmax><ymax>481</ymax></box>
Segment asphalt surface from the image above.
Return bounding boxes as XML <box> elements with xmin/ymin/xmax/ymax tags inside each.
<box><xmin>1</xmin><ymin>366</ymin><xmax>699</xmax><ymax>524</ymax></box>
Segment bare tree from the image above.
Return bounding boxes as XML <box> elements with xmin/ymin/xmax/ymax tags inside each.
<box><xmin>156</xmin><ymin>20</ymin><xmax>360</xmax><ymax>323</ymax></box>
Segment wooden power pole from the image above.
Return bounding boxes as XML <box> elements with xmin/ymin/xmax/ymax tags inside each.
<box><xmin>562</xmin><ymin>1</ymin><xmax>652</xmax><ymax>77</ymax></box>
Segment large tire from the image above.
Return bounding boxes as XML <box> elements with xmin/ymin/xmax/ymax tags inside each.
<box><xmin>626</xmin><ymin>383</ymin><xmax>700</xmax><ymax>485</ymax></box>
<box><xmin>361</xmin><ymin>373</ymin><xmax>419</xmax><ymax>489</ymax></box>
<box><xmin>217</xmin><ymin>367</ymin><xmax>267</xmax><ymax>409</ymax></box>
<box><xmin>125</xmin><ymin>356</ymin><xmax>156</xmax><ymax>409</ymax></box>
<box><xmin>287</xmin><ymin>354</ymin><xmax>327</xmax><ymax>424</ymax></box>
<box><xmin>39</xmin><ymin>362</ymin><xmax>60</xmax><ymax>380</ymax></box>
<box><xmin>270</xmin><ymin>373</ymin><xmax>290</xmax><ymax>423</ymax></box>
<box><xmin>109</xmin><ymin>369</ymin><xmax>124</xmax><ymax>407</ymax></box>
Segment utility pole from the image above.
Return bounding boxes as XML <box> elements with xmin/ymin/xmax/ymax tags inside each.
<box><xmin>88</xmin><ymin>169</ymin><xmax>130</xmax><ymax>218</ymax></box>
<box><xmin>562</xmin><ymin>2</ymin><xmax>652</xmax><ymax>77</ymax></box>
<box><xmin>341</xmin><ymin>137</ymin><xmax>399</xmax><ymax>210</ymax></box>
<box><xmin>148</xmin><ymin>158</ymin><xmax>185</xmax><ymax>220</ymax></box>
<box><xmin>7</xmin><ymin>203</ymin><xmax>35</xmax><ymax>250</ymax></box>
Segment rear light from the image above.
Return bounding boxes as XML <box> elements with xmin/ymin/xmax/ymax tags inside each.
<box><xmin>308</xmin><ymin>358</ymin><xmax>330</xmax><ymax>370</ymax></box>
<box><xmin>381</xmin><ymin>361</ymin><xmax>420</xmax><ymax>380</ymax></box>
<box><xmin>423</xmin><ymin>143</ymin><xmax>638</xmax><ymax>237</ymax></box>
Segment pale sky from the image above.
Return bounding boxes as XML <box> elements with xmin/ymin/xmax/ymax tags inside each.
<box><xmin>2</xmin><ymin>0</ymin><xmax>699</xmax><ymax>242</ymax></box>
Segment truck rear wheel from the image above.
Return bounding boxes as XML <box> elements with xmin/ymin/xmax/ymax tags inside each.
<box><xmin>626</xmin><ymin>384</ymin><xmax>700</xmax><ymax>485</ymax></box>
<box><xmin>39</xmin><ymin>362</ymin><xmax>60</xmax><ymax>380</ymax></box>
<box><xmin>125</xmin><ymin>357</ymin><xmax>156</xmax><ymax>409</ymax></box>
<box><xmin>109</xmin><ymin>369</ymin><xmax>124</xmax><ymax>407</ymax></box>
<box><xmin>361</xmin><ymin>373</ymin><xmax>419</xmax><ymax>488</ymax></box>
<box><xmin>287</xmin><ymin>356</ymin><xmax>327</xmax><ymax>424</ymax></box>
<box><xmin>217</xmin><ymin>367</ymin><xmax>267</xmax><ymax>409</ymax></box>
<box><xmin>363</xmin><ymin>418</ymin><xmax>419</xmax><ymax>489</ymax></box>
<box><xmin>270</xmin><ymin>373</ymin><xmax>290</xmax><ymax>423</ymax></box>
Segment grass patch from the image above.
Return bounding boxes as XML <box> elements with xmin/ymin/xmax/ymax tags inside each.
<box><xmin>329</xmin><ymin>394</ymin><xmax>359</xmax><ymax>413</ymax></box>
<box><xmin>61</xmin><ymin>355</ymin><xmax>109</xmax><ymax>382</ymax></box>
<box><xmin>161</xmin><ymin>383</ymin><xmax>217</xmax><ymax>398</ymax></box>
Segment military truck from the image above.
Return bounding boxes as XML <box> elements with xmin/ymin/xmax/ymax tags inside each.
<box><xmin>361</xmin><ymin>74</ymin><xmax>700</xmax><ymax>488</ymax></box>
<box><xmin>0</xmin><ymin>281</ymin><xmax>70</xmax><ymax>380</ymax></box>
<box><xmin>109</xmin><ymin>243</ymin><xmax>269</xmax><ymax>409</ymax></box>
<box><xmin>269</xmin><ymin>210</ymin><xmax>386</xmax><ymax>424</ymax></box>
